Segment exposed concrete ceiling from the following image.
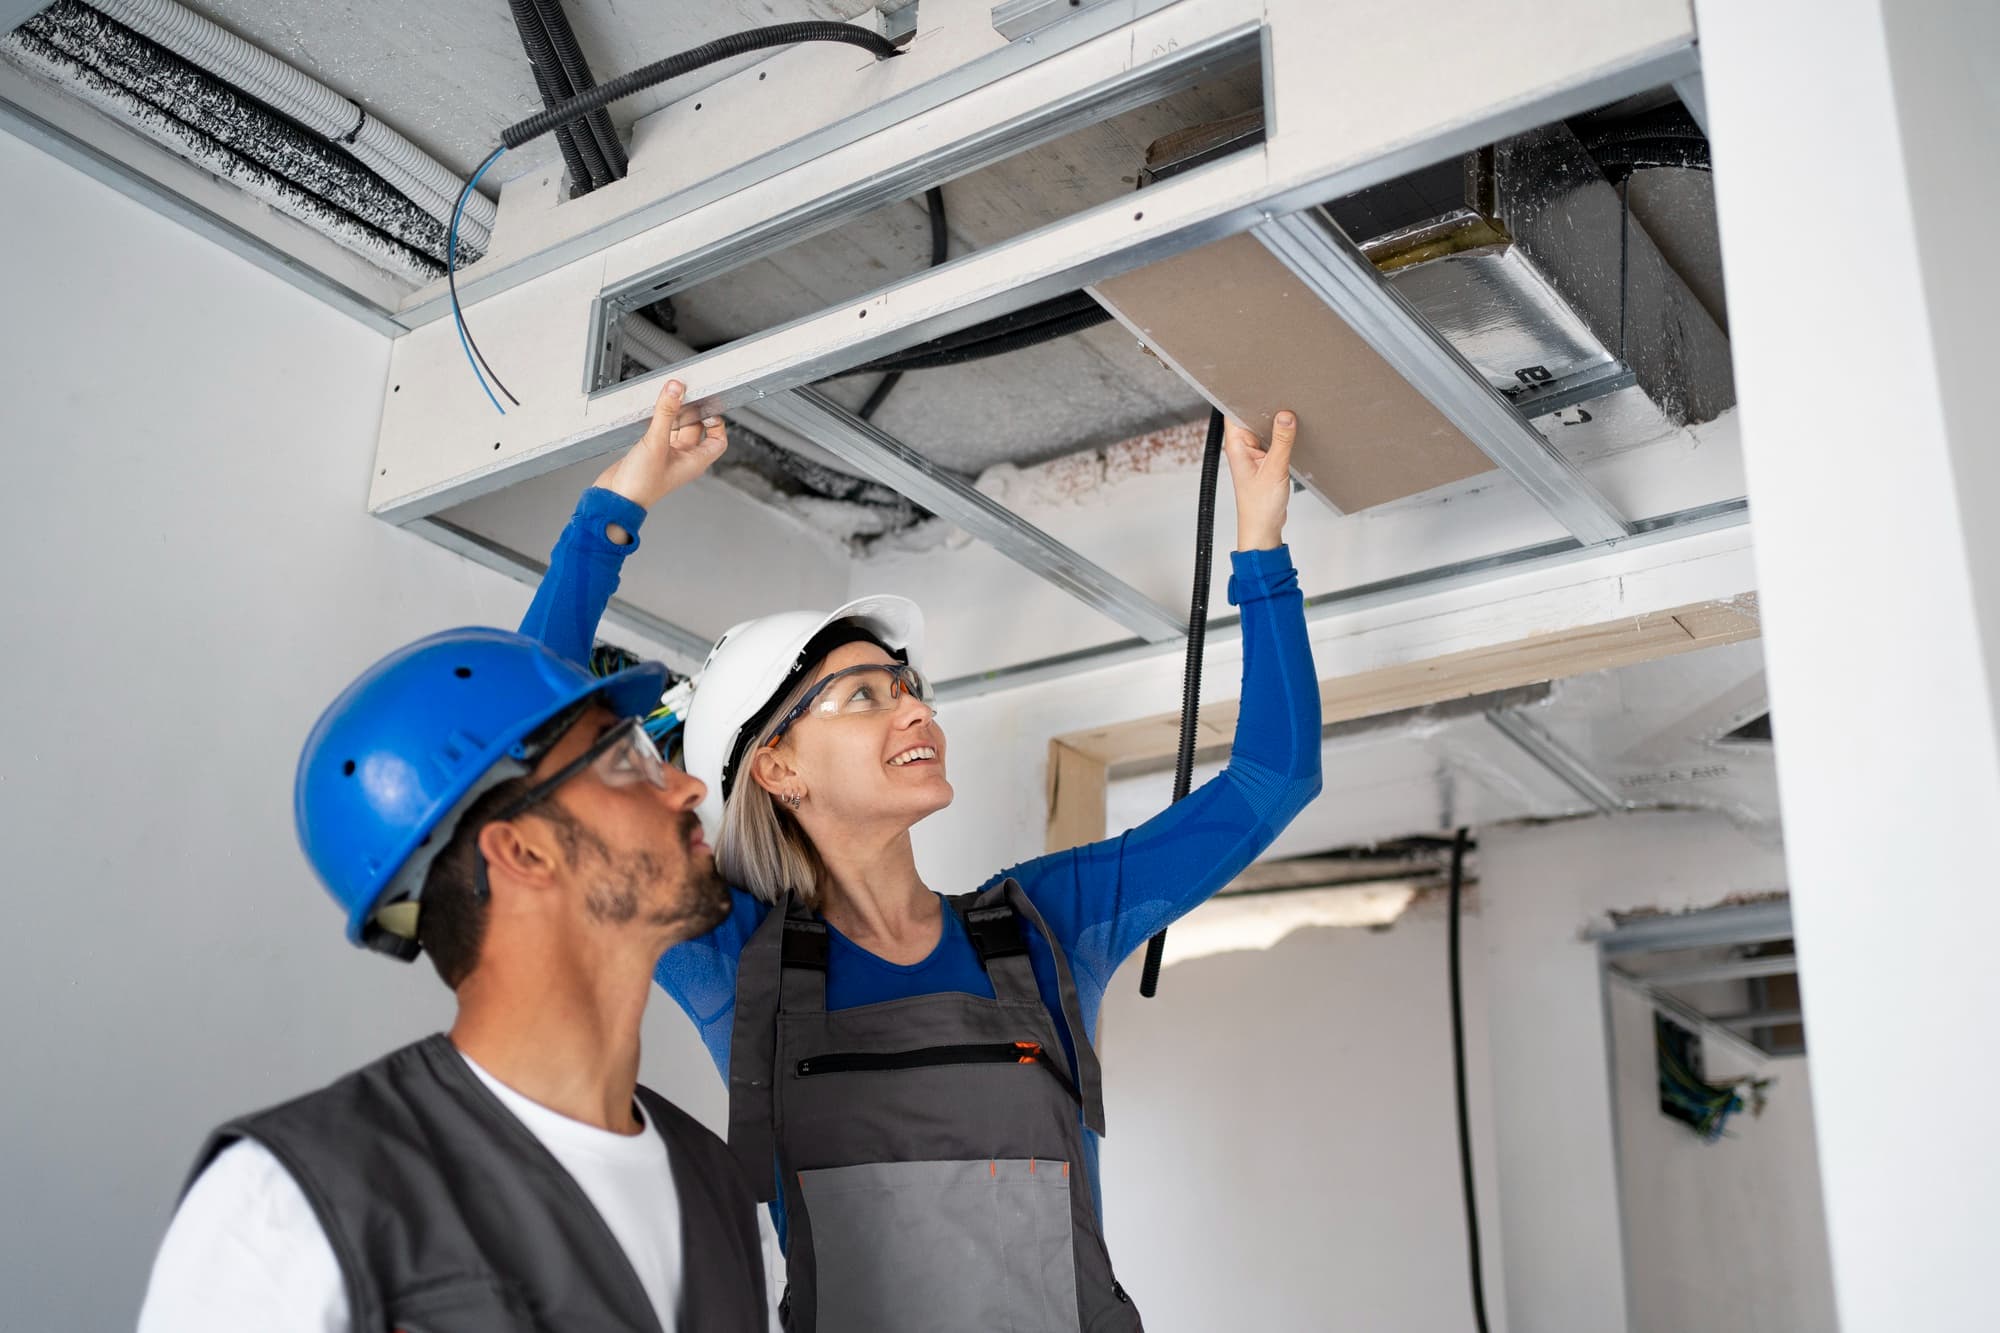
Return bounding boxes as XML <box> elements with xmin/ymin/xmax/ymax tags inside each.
<box><xmin>185</xmin><ymin>0</ymin><xmax>875</xmax><ymax>178</ymax></box>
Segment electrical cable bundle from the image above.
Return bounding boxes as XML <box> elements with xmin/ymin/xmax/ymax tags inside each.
<box><xmin>1656</xmin><ymin>1020</ymin><xmax>1772</xmax><ymax>1142</ymax></box>
<box><xmin>590</xmin><ymin>645</ymin><xmax>694</xmax><ymax>762</ymax></box>
<box><xmin>450</xmin><ymin>21</ymin><xmax>902</xmax><ymax>414</ymax></box>
<box><xmin>507</xmin><ymin>0</ymin><xmax>625</xmax><ymax>197</ymax></box>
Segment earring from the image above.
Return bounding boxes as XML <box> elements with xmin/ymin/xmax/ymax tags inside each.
<box><xmin>782</xmin><ymin>791</ymin><xmax>803</xmax><ymax>810</ymax></box>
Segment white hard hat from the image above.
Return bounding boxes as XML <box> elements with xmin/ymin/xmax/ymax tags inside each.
<box><xmin>684</xmin><ymin>595</ymin><xmax>925</xmax><ymax>833</ymax></box>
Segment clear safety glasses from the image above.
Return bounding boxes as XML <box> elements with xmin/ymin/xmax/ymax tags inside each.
<box><xmin>766</xmin><ymin>661</ymin><xmax>935</xmax><ymax>747</ymax></box>
<box><xmin>490</xmin><ymin>715</ymin><xmax>674</xmax><ymax>824</ymax></box>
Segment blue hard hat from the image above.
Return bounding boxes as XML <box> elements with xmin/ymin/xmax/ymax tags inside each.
<box><xmin>295</xmin><ymin>627</ymin><xmax>670</xmax><ymax>948</ymax></box>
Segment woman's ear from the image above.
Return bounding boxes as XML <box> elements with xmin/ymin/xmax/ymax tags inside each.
<box><xmin>746</xmin><ymin>743</ymin><xmax>799</xmax><ymax>799</ymax></box>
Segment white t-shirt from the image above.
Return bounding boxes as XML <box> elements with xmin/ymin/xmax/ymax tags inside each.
<box><xmin>137</xmin><ymin>1052</ymin><xmax>684</xmax><ymax>1332</ymax></box>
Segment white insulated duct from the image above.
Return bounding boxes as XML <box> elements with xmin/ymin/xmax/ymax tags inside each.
<box><xmin>88</xmin><ymin>0</ymin><xmax>497</xmax><ymax>251</ymax></box>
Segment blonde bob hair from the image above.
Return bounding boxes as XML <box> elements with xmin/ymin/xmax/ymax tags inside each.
<box><xmin>713</xmin><ymin>653</ymin><xmax>833</xmax><ymax>908</ymax></box>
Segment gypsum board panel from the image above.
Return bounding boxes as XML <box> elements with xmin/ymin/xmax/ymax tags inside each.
<box><xmin>1089</xmin><ymin>228</ymin><xmax>1498</xmax><ymax>513</ymax></box>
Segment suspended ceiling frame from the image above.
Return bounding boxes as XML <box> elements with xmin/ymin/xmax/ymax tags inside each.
<box><xmin>0</xmin><ymin>0</ymin><xmax>1727</xmax><ymax>687</ymax></box>
<box><xmin>365</xmin><ymin>0</ymin><xmax>1710</xmax><ymax>685</ymax></box>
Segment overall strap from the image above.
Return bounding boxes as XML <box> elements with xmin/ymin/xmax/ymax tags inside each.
<box><xmin>778</xmin><ymin>900</ymin><xmax>830</xmax><ymax>1014</ymax></box>
<box><xmin>960</xmin><ymin>881</ymin><xmax>1109</xmax><ymax>1137</ymax></box>
<box><xmin>726</xmin><ymin>896</ymin><xmax>805</xmax><ymax>1201</ymax></box>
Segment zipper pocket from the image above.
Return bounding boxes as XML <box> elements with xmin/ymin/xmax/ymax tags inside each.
<box><xmin>796</xmin><ymin>1040</ymin><xmax>1081</xmax><ymax>1105</ymax></box>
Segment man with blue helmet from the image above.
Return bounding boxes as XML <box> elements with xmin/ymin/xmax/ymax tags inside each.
<box><xmin>138</xmin><ymin>391</ymin><xmax>764</xmax><ymax>1332</ymax></box>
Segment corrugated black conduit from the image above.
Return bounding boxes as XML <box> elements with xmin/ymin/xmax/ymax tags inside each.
<box><xmin>534</xmin><ymin>0</ymin><xmax>627</xmax><ymax>181</ymax></box>
<box><xmin>1138</xmin><ymin>407</ymin><xmax>1227</xmax><ymax>997</ymax></box>
<box><xmin>502</xmin><ymin>22</ymin><xmax>898</xmax><ymax>151</ymax></box>
<box><xmin>507</xmin><ymin>0</ymin><xmax>612</xmax><ymax>192</ymax></box>
<box><xmin>526</xmin><ymin>56</ymin><xmax>594</xmax><ymax>202</ymax></box>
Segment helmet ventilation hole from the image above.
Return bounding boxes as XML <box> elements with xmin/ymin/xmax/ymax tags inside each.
<box><xmin>342</xmin><ymin>759</ymin><xmax>356</xmax><ymax>776</ymax></box>
<box><xmin>454</xmin><ymin>666</ymin><xmax>473</xmax><ymax>678</ymax></box>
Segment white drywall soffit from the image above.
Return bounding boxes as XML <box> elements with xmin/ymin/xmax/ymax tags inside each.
<box><xmin>370</xmin><ymin>0</ymin><xmax>1697</xmax><ymax>517</ymax></box>
<box><xmin>1105</xmin><ymin>635</ymin><xmax>1776</xmax><ymax>868</ymax></box>
<box><xmin>1697</xmin><ymin>0</ymin><xmax>2000</xmax><ymax>1327</ymax></box>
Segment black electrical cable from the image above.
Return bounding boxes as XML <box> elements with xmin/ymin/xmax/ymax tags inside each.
<box><xmin>862</xmin><ymin>305</ymin><xmax>1115</xmax><ymax>375</ymax></box>
<box><xmin>1447</xmin><ymin>826</ymin><xmax>1492</xmax><ymax>1333</ymax></box>
<box><xmin>503</xmin><ymin>22</ymin><xmax>899</xmax><ymax>151</ymax></box>
<box><xmin>528</xmin><ymin>58</ymin><xmax>593</xmax><ymax>200</ymax></box>
<box><xmin>858</xmin><ymin>186</ymin><xmax>950</xmax><ymax>421</ymax></box>
<box><xmin>876</xmin><ymin>290</ymin><xmax>1106</xmax><ymax>360</ymax></box>
<box><xmin>459</xmin><ymin>21</ymin><xmax>901</xmax><ymax>409</ymax></box>
<box><xmin>531</xmin><ymin>0</ymin><xmax>628</xmax><ymax>183</ymax></box>
<box><xmin>836</xmin><ymin>293</ymin><xmax>1114</xmax><ymax>379</ymax></box>
<box><xmin>1138</xmin><ymin>407</ymin><xmax>1226</xmax><ymax>998</ymax></box>
<box><xmin>507</xmin><ymin>0</ymin><xmax>611</xmax><ymax>191</ymax></box>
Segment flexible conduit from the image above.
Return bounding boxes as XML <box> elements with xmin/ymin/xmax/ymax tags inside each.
<box><xmin>1138</xmin><ymin>407</ymin><xmax>1226</xmax><ymax>997</ymax></box>
<box><xmin>88</xmin><ymin>0</ymin><xmax>495</xmax><ymax>250</ymax></box>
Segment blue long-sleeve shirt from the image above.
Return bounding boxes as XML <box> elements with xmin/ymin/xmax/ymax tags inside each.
<box><xmin>521</xmin><ymin>487</ymin><xmax>1322</xmax><ymax>1237</ymax></box>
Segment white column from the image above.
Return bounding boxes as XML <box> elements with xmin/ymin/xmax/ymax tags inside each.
<box><xmin>1696</xmin><ymin>2</ymin><xmax>2000</xmax><ymax>1329</ymax></box>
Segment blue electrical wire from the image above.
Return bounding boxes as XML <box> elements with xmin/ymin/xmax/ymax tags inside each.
<box><xmin>449</xmin><ymin>146</ymin><xmax>518</xmax><ymax>414</ymax></box>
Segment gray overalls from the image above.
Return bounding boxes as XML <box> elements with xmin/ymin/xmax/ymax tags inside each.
<box><xmin>728</xmin><ymin>879</ymin><xmax>1144</xmax><ymax>1332</ymax></box>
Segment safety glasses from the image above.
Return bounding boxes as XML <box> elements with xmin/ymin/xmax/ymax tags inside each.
<box><xmin>489</xmin><ymin>715</ymin><xmax>674</xmax><ymax>825</ymax></box>
<box><xmin>765</xmin><ymin>661</ymin><xmax>935</xmax><ymax>747</ymax></box>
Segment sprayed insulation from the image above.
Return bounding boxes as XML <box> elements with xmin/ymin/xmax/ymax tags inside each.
<box><xmin>23</xmin><ymin>3</ymin><xmax>468</xmax><ymax>268</ymax></box>
<box><xmin>4</xmin><ymin>27</ymin><xmax>441</xmax><ymax>284</ymax></box>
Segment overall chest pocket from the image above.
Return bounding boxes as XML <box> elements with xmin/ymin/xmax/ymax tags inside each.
<box><xmin>799</xmin><ymin>1157</ymin><xmax>1081</xmax><ymax>1333</ymax></box>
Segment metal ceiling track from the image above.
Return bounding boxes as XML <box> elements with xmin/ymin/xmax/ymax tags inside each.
<box><xmin>1252</xmin><ymin>208</ymin><xmax>1635</xmax><ymax>546</ymax></box>
<box><xmin>747</xmin><ymin>389</ymin><xmax>1188</xmax><ymax>644</ymax></box>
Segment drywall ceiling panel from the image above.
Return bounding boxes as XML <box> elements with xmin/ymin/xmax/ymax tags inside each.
<box><xmin>1091</xmin><ymin>231</ymin><xmax>1499</xmax><ymax>512</ymax></box>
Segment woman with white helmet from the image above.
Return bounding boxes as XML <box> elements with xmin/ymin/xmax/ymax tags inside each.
<box><xmin>520</xmin><ymin>380</ymin><xmax>1322</xmax><ymax>1332</ymax></box>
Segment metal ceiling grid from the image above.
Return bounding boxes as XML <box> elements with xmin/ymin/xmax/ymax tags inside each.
<box><xmin>363</xmin><ymin>0</ymin><xmax>1710</xmax><ymax>680</ymax></box>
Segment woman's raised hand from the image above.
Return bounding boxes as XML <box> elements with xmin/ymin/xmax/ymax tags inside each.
<box><xmin>594</xmin><ymin>379</ymin><xmax>728</xmax><ymax>511</ymax></box>
<box><xmin>1223</xmin><ymin>410</ymin><xmax>1296</xmax><ymax>552</ymax></box>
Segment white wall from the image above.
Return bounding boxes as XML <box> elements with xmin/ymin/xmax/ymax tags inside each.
<box><xmin>1696</xmin><ymin>3</ymin><xmax>2000</xmax><ymax>1327</ymax></box>
<box><xmin>0</xmin><ymin>130</ymin><xmax>721</xmax><ymax>1326</ymax></box>
<box><xmin>1062</xmin><ymin>810</ymin><xmax>1826</xmax><ymax>1333</ymax></box>
<box><xmin>1093</xmin><ymin>897</ymin><xmax>1510</xmax><ymax>1333</ymax></box>
<box><xmin>1609</xmin><ymin>987</ymin><xmax>1838</xmax><ymax>1333</ymax></box>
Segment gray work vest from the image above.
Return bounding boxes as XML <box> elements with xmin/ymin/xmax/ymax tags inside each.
<box><xmin>728</xmin><ymin>880</ymin><xmax>1143</xmax><ymax>1333</ymax></box>
<box><xmin>186</xmin><ymin>1034</ymin><xmax>766</xmax><ymax>1332</ymax></box>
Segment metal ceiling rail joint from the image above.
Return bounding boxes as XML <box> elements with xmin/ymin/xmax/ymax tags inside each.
<box><xmin>1251</xmin><ymin>207</ymin><xmax>1635</xmax><ymax>547</ymax></box>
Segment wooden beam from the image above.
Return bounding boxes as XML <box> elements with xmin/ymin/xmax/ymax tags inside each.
<box><xmin>1045</xmin><ymin>739</ymin><xmax>1111</xmax><ymax>852</ymax></box>
<box><xmin>1042</xmin><ymin>594</ymin><xmax>1760</xmax><ymax>851</ymax></box>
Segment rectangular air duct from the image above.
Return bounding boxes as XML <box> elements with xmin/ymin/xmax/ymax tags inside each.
<box><xmin>1091</xmin><ymin>117</ymin><xmax>1734</xmax><ymax>514</ymax></box>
